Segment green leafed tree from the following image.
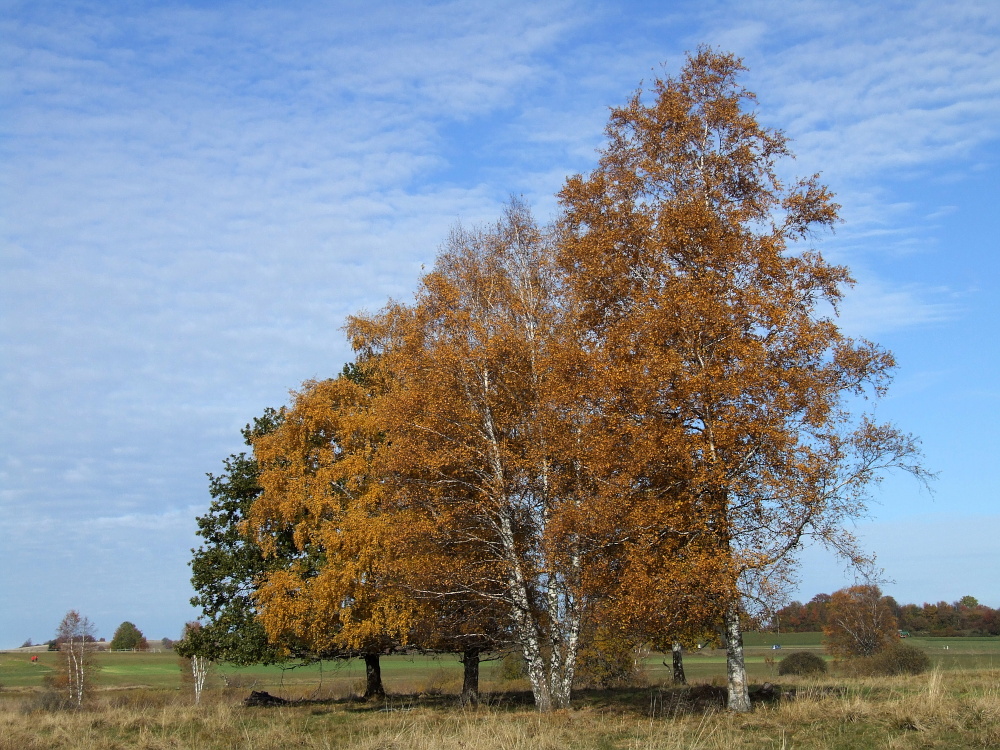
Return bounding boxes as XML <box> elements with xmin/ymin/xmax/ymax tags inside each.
<box><xmin>109</xmin><ymin>621</ymin><xmax>148</xmax><ymax>651</ymax></box>
<box><xmin>188</xmin><ymin>407</ymin><xmax>301</xmax><ymax>665</ymax></box>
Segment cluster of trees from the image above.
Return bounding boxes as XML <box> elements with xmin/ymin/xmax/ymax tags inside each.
<box><xmin>39</xmin><ymin>612</ymin><xmax>165</xmax><ymax>707</ymax></box>
<box><xmin>187</xmin><ymin>49</ymin><xmax>926</xmax><ymax>713</ymax></box>
<box><xmin>775</xmin><ymin>590</ymin><xmax>999</xmax><ymax>637</ymax></box>
<box><xmin>41</xmin><ymin>620</ymin><xmax>151</xmax><ymax>653</ymax></box>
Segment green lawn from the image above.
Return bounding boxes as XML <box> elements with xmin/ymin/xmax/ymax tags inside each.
<box><xmin>642</xmin><ymin>632</ymin><xmax>1000</xmax><ymax>682</ymax></box>
<box><xmin>3</xmin><ymin>634</ymin><xmax>997</xmax><ymax>695</ymax></box>
<box><xmin>0</xmin><ymin>650</ymin><xmax>475</xmax><ymax>695</ymax></box>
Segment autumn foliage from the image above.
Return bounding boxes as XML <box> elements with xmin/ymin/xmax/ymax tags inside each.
<box><xmin>823</xmin><ymin>585</ymin><xmax>900</xmax><ymax>658</ymax></box>
<box><xmin>224</xmin><ymin>48</ymin><xmax>928</xmax><ymax>712</ymax></box>
<box><xmin>775</xmin><ymin>593</ymin><xmax>1000</xmax><ymax>637</ymax></box>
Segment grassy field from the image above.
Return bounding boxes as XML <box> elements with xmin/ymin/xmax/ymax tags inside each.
<box><xmin>3</xmin><ymin>633</ymin><xmax>998</xmax><ymax>693</ymax></box>
<box><xmin>2</xmin><ymin>636</ymin><xmax>998</xmax><ymax>749</ymax></box>
<box><xmin>3</xmin><ymin>633</ymin><xmax>998</xmax><ymax>692</ymax></box>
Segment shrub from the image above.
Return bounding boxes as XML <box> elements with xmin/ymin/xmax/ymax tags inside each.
<box><xmin>21</xmin><ymin>689</ymin><xmax>74</xmax><ymax>713</ymax></box>
<box><xmin>842</xmin><ymin>642</ymin><xmax>931</xmax><ymax>677</ymax></box>
<box><xmin>497</xmin><ymin>652</ymin><xmax>528</xmax><ymax>681</ymax></box>
<box><xmin>575</xmin><ymin>631</ymin><xmax>644</xmax><ymax>689</ymax></box>
<box><xmin>869</xmin><ymin>643</ymin><xmax>931</xmax><ymax>675</ymax></box>
<box><xmin>777</xmin><ymin>651</ymin><xmax>828</xmax><ymax>676</ymax></box>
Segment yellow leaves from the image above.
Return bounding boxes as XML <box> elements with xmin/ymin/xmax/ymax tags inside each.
<box><xmin>252</xmin><ymin>377</ymin><xmax>372</xmax><ymax>532</ymax></box>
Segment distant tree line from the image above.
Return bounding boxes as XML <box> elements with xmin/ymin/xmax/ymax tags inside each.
<box><xmin>773</xmin><ymin>592</ymin><xmax>999</xmax><ymax>636</ymax></box>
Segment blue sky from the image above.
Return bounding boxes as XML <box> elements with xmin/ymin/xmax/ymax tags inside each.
<box><xmin>1</xmin><ymin>0</ymin><xmax>998</xmax><ymax>647</ymax></box>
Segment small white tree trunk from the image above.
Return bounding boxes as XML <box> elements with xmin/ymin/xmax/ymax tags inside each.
<box><xmin>66</xmin><ymin>638</ymin><xmax>85</xmax><ymax>707</ymax></box>
<box><xmin>191</xmin><ymin>655</ymin><xmax>209</xmax><ymax>704</ymax></box>
<box><xmin>724</xmin><ymin>600</ymin><xmax>751</xmax><ymax>712</ymax></box>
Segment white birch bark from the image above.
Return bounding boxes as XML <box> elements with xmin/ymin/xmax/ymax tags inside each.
<box><xmin>66</xmin><ymin>638</ymin><xmax>85</xmax><ymax>707</ymax></box>
<box><xmin>724</xmin><ymin>600</ymin><xmax>751</xmax><ymax>712</ymax></box>
<box><xmin>191</xmin><ymin>655</ymin><xmax>209</xmax><ymax>705</ymax></box>
<box><xmin>496</xmin><ymin>507</ymin><xmax>551</xmax><ymax>710</ymax></box>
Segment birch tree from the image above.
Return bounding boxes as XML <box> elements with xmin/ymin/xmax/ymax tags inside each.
<box><xmin>54</xmin><ymin>610</ymin><xmax>98</xmax><ymax>707</ymax></box>
<box><xmin>824</xmin><ymin>584</ymin><xmax>900</xmax><ymax>657</ymax></box>
<box><xmin>557</xmin><ymin>48</ymin><xmax>929</xmax><ymax>711</ymax></box>
<box><xmin>348</xmin><ymin>201</ymin><xmax>624</xmax><ymax>711</ymax></box>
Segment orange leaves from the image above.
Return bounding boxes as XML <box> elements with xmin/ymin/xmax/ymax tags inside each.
<box><xmin>238</xmin><ymin>49</ymin><xmax>927</xmax><ymax>712</ymax></box>
<box><xmin>823</xmin><ymin>584</ymin><xmax>900</xmax><ymax>658</ymax></box>
<box><xmin>247</xmin><ymin>373</ymin><xmax>423</xmax><ymax>655</ymax></box>
<box><xmin>555</xmin><ymin>48</ymin><xmax>928</xmax><ymax>653</ymax></box>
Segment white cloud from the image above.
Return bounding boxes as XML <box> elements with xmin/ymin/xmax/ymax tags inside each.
<box><xmin>732</xmin><ymin>1</ymin><xmax>1000</xmax><ymax>181</ymax></box>
<box><xmin>835</xmin><ymin>273</ymin><xmax>963</xmax><ymax>338</ymax></box>
<box><xmin>2</xmin><ymin>0</ymin><xmax>998</xmax><ymax>647</ymax></box>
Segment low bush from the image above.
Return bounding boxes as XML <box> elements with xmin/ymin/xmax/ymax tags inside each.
<box><xmin>843</xmin><ymin>642</ymin><xmax>931</xmax><ymax>677</ymax></box>
<box><xmin>777</xmin><ymin>651</ymin><xmax>828</xmax><ymax>676</ymax></box>
<box><xmin>21</xmin><ymin>689</ymin><xmax>74</xmax><ymax>713</ymax></box>
<box><xmin>870</xmin><ymin>643</ymin><xmax>931</xmax><ymax>675</ymax></box>
<box><xmin>575</xmin><ymin>629</ymin><xmax>644</xmax><ymax>688</ymax></box>
<box><xmin>496</xmin><ymin>652</ymin><xmax>528</xmax><ymax>681</ymax></box>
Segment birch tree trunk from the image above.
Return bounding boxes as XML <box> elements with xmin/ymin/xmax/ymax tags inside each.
<box><xmin>671</xmin><ymin>643</ymin><xmax>686</xmax><ymax>685</ymax></box>
<box><xmin>724</xmin><ymin>600</ymin><xmax>751</xmax><ymax>712</ymax></box>
<box><xmin>65</xmin><ymin>638</ymin><xmax>85</xmax><ymax>707</ymax></box>
<box><xmin>191</xmin><ymin>655</ymin><xmax>209</xmax><ymax>705</ymax></box>
<box><xmin>546</xmin><ymin>572</ymin><xmax>582</xmax><ymax>709</ymax></box>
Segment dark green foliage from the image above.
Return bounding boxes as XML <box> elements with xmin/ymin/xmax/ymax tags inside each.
<box><xmin>188</xmin><ymin>408</ymin><xmax>298</xmax><ymax>665</ymax></box>
<box><xmin>777</xmin><ymin>651</ymin><xmax>828</xmax><ymax>676</ymax></box>
<box><xmin>110</xmin><ymin>622</ymin><xmax>147</xmax><ymax>651</ymax></box>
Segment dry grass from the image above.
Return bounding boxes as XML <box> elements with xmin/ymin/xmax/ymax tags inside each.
<box><xmin>1</xmin><ymin>668</ymin><xmax>998</xmax><ymax>749</ymax></box>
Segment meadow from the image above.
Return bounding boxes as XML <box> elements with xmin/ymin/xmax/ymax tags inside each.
<box><xmin>1</xmin><ymin>635</ymin><xmax>998</xmax><ymax>749</ymax></box>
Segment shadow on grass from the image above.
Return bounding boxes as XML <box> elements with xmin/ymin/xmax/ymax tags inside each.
<box><xmin>240</xmin><ymin>681</ymin><xmax>803</xmax><ymax>716</ymax></box>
